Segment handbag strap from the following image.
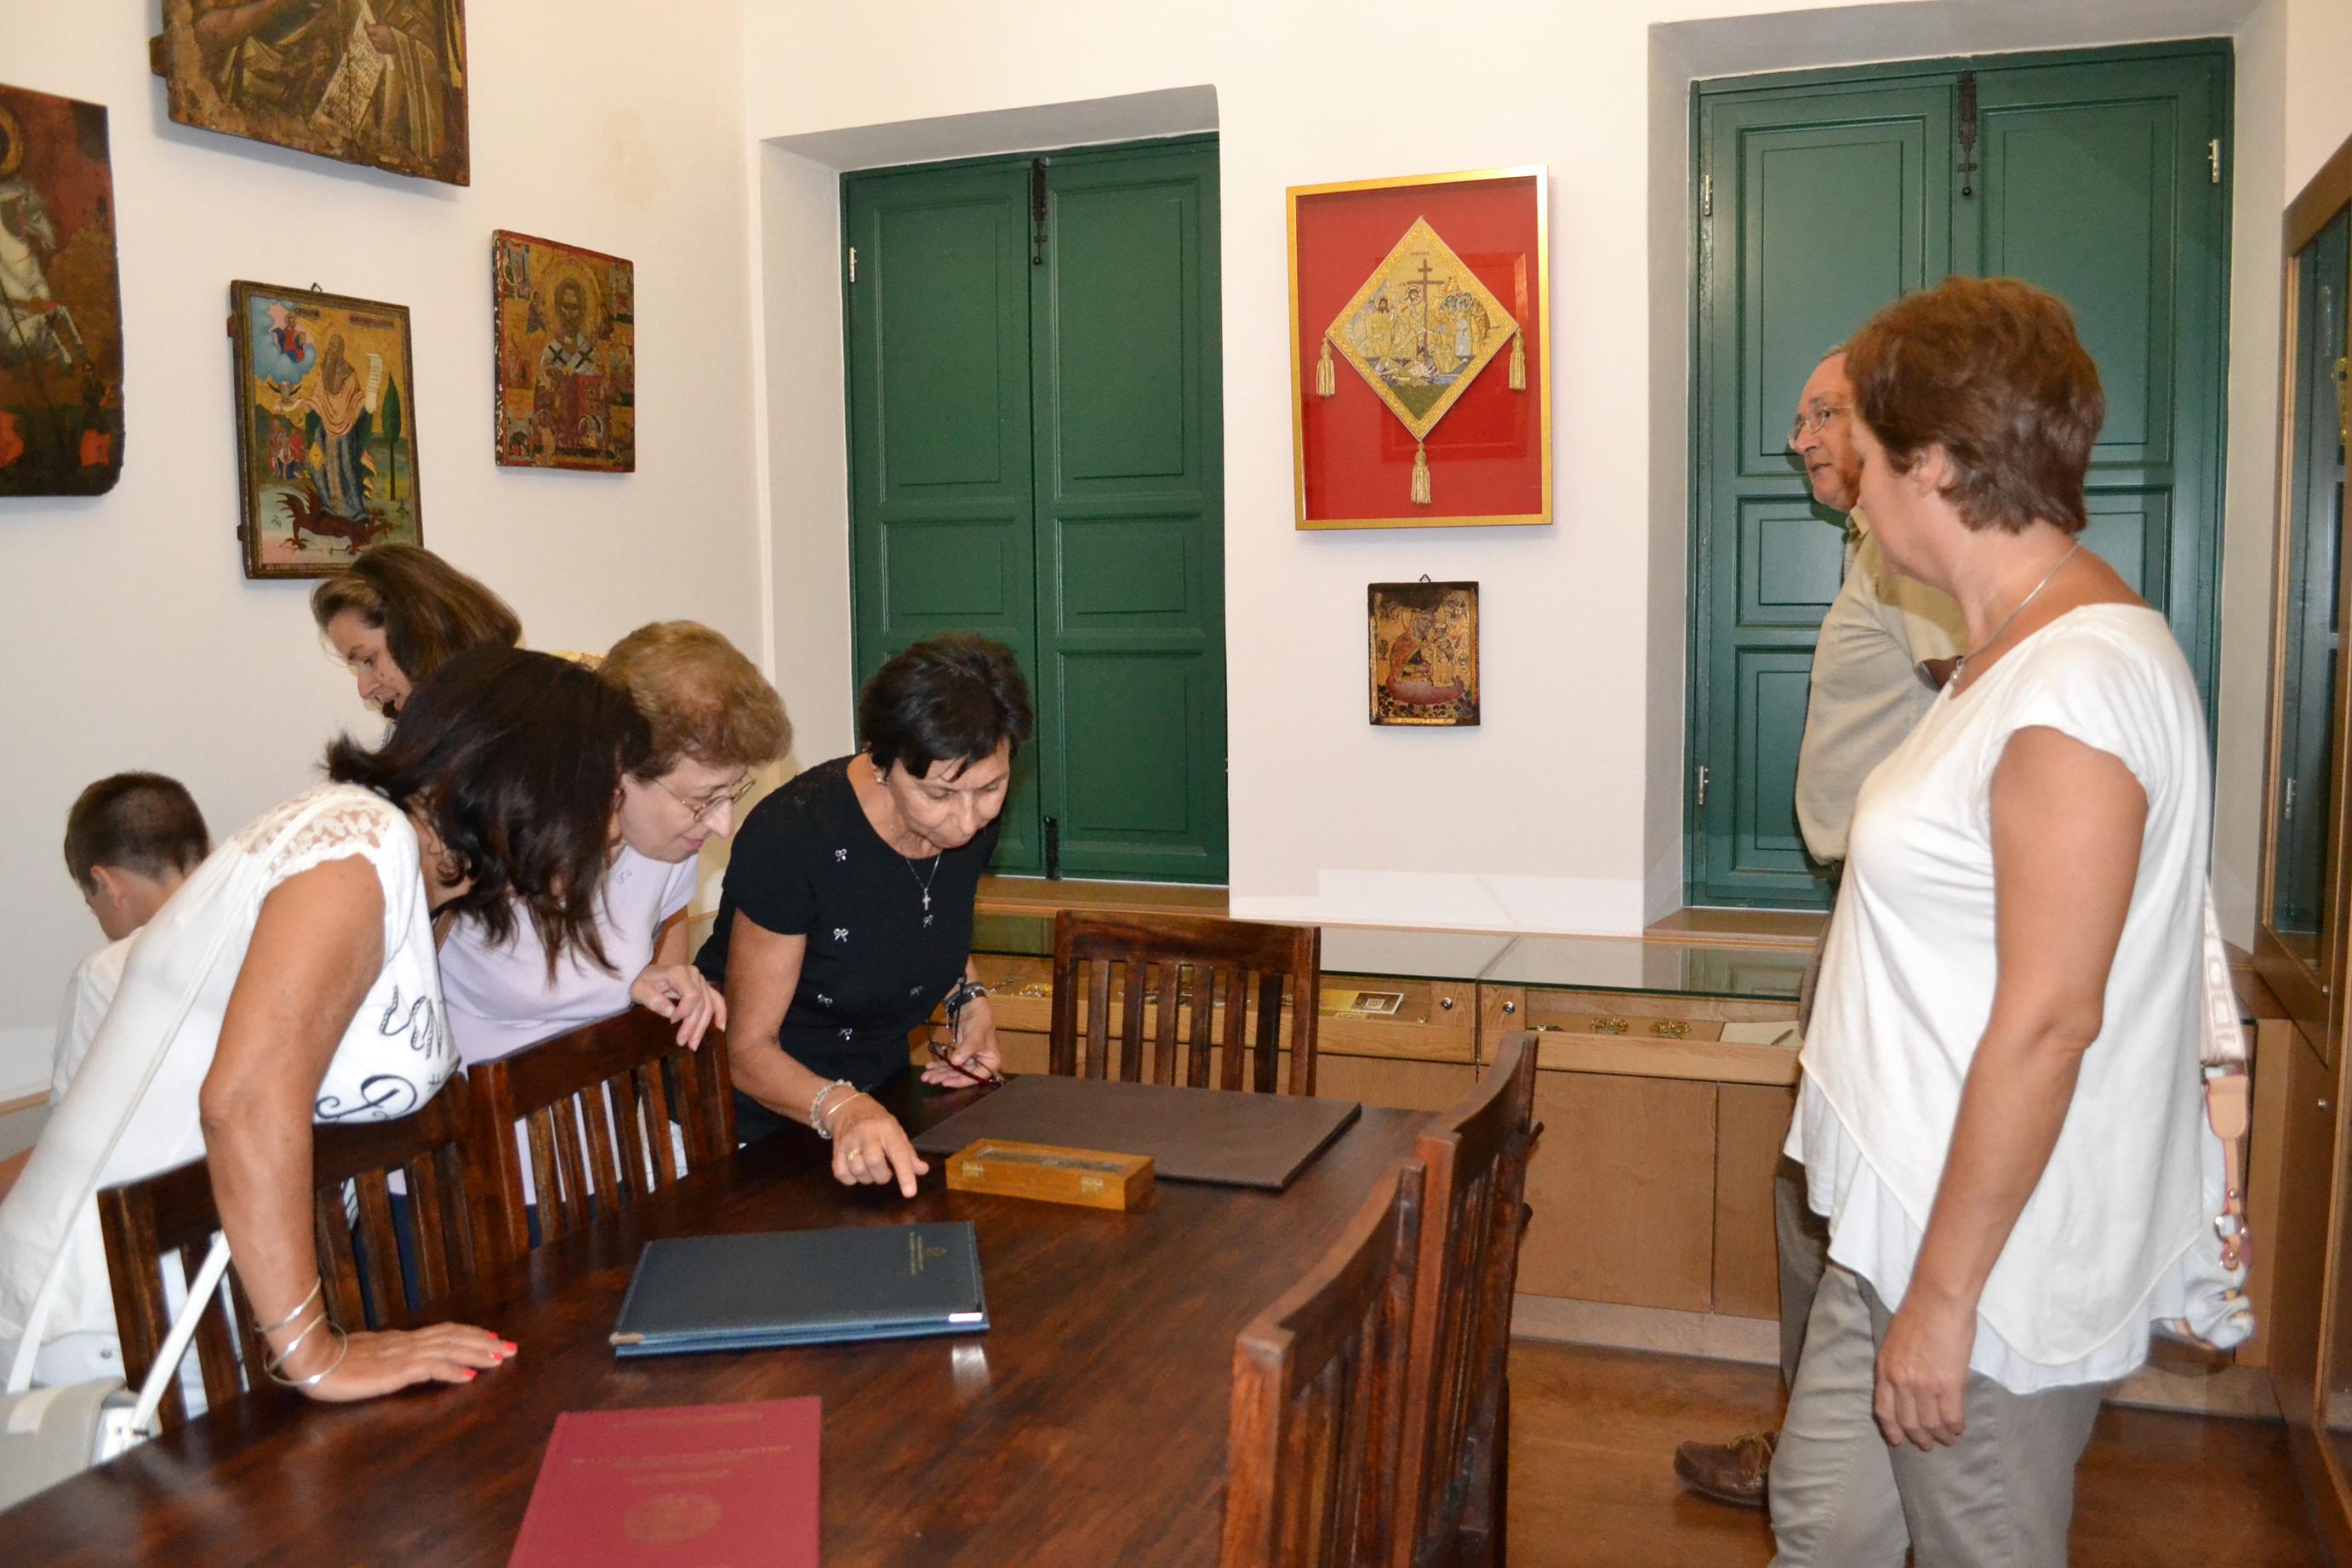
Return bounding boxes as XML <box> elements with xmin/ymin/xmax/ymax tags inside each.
<box><xmin>2198</xmin><ymin>881</ymin><xmax>2252</xmax><ymax>1271</ymax></box>
<box><xmin>6</xmin><ymin>794</ymin><xmax>345</xmax><ymax>1394</ymax></box>
<box><xmin>126</xmin><ymin>1235</ymin><xmax>232</xmax><ymax>1434</ymax></box>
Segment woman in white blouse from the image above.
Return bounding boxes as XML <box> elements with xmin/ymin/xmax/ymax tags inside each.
<box><xmin>0</xmin><ymin>649</ymin><xmax>650</xmax><ymax>1405</ymax></box>
<box><xmin>1769</xmin><ymin>277</ymin><xmax>2212</xmax><ymax>1567</ymax></box>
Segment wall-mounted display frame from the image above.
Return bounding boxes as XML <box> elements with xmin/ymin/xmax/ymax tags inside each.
<box><xmin>230</xmin><ymin>280</ymin><xmax>421</xmax><ymax>579</ymax></box>
<box><xmin>1288</xmin><ymin>166</ymin><xmax>1549</xmax><ymax>530</ymax></box>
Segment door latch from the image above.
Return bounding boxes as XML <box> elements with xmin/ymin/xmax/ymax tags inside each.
<box><xmin>1696</xmin><ymin>764</ymin><xmax>1711</xmax><ymax>807</ymax></box>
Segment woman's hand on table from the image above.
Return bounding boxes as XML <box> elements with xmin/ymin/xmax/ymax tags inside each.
<box><xmin>288</xmin><ymin>1320</ymin><xmax>517</xmax><ymax>1403</ymax></box>
<box><xmin>825</xmin><ymin>1092</ymin><xmax>929</xmax><ymax>1198</ymax></box>
<box><xmin>921</xmin><ymin>994</ymin><xmax>1003</xmax><ymax>1087</ymax></box>
<box><xmin>632</xmin><ymin>961</ymin><xmax>727</xmax><ymax>1048</ymax></box>
<box><xmin>1873</xmin><ymin>1291</ymin><xmax>1975</xmax><ymax>1451</ymax></box>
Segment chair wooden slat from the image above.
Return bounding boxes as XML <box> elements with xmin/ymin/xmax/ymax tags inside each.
<box><xmin>1153</xmin><ymin>961</ymin><xmax>1183</xmax><ymax>1085</ymax></box>
<box><xmin>1219</xmin><ymin>964</ymin><xmax>1249</xmax><ymax>1091</ymax></box>
<box><xmin>1118</xmin><ymin>961</ymin><xmax>1149</xmax><ymax>1082</ymax></box>
<box><xmin>98</xmin><ymin>1075</ymin><xmax>481</xmax><ymax>1430</ymax></box>
<box><xmin>1083</xmin><ymin>959</ymin><xmax>1113</xmax><ymax>1080</ymax></box>
<box><xmin>460</xmin><ymin>1007</ymin><xmax>734</xmax><ymax>1269</ymax></box>
<box><xmin>1394</xmin><ymin>1032</ymin><xmax>1540</xmax><ymax>1568</ymax></box>
<box><xmin>1189</xmin><ymin>966</ymin><xmax>1219</xmax><ymax>1087</ymax></box>
<box><xmin>583</xmin><ymin>1077</ymin><xmax>625</xmax><ymax>1206</ymax></box>
<box><xmin>1219</xmin><ymin>1159</ymin><xmax>1424</xmax><ymax>1568</ymax></box>
<box><xmin>549</xmin><ymin>1095</ymin><xmax>589</xmax><ymax>1228</ymax></box>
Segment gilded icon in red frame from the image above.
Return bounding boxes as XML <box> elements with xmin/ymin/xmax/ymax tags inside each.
<box><xmin>1290</xmin><ymin>168</ymin><xmax>1549</xmax><ymax>529</ymax></box>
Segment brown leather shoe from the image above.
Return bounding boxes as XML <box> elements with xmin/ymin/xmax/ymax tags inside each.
<box><xmin>1672</xmin><ymin>1431</ymin><xmax>1776</xmax><ymax>1508</ymax></box>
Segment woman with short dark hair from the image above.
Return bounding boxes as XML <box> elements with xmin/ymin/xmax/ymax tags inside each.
<box><xmin>310</xmin><ymin>542</ymin><xmax>522</xmax><ymax>719</ymax></box>
<box><xmin>698</xmin><ymin>634</ymin><xmax>1034</xmax><ymax>1191</ymax></box>
<box><xmin>0</xmin><ymin>649</ymin><xmax>648</xmax><ymax>1405</ymax></box>
<box><xmin>1767</xmin><ymin>277</ymin><xmax>2217</xmax><ymax>1565</ymax></box>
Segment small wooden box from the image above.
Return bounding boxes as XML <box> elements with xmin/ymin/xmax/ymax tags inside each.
<box><xmin>945</xmin><ymin>1139</ymin><xmax>1155</xmax><ymax>1212</ymax></box>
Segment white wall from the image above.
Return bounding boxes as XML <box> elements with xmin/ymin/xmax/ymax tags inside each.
<box><xmin>2284</xmin><ymin>0</ymin><xmax>2352</xmax><ymax>194</ymax></box>
<box><xmin>0</xmin><ymin>0</ymin><xmax>761</xmax><ymax>1098</ymax></box>
<box><xmin>740</xmin><ymin>0</ymin><xmax>2285</xmax><ymax>937</ymax></box>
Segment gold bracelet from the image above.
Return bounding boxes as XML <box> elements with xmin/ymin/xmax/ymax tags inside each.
<box><xmin>821</xmin><ymin>1091</ymin><xmax>870</xmax><ymax>1138</ymax></box>
<box><xmin>252</xmin><ymin>1277</ymin><xmax>323</xmax><ymax>1338</ymax></box>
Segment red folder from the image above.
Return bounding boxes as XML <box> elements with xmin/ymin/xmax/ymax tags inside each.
<box><xmin>509</xmin><ymin>1398</ymin><xmax>819</xmax><ymax>1567</ymax></box>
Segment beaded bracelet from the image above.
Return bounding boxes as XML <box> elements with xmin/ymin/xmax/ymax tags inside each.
<box><xmin>808</xmin><ymin>1079</ymin><xmax>856</xmax><ymax>1139</ymax></box>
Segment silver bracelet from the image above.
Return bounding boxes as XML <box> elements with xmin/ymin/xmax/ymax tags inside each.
<box><xmin>262</xmin><ymin>1309</ymin><xmax>331</xmax><ymax>1376</ymax></box>
<box><xmin>809</xmin><ymin>1079</ymin><xmax>855</xmax><ymax>1139</ymax></box>
<box><xmin>265</xmin><ymin>1324</ymin><xmax>351</xmax><ymax>1390</ymax></box>
<box><xmin>252</xmin><ymin>1276</ymin><xmax>323</xmax><ymax>1337</ymax></box>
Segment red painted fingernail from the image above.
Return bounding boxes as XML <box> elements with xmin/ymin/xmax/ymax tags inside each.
<box><xmin>464</xmin><ymin>1369</ymin><xmax>478</xmax><ymax>1381</ymax></box>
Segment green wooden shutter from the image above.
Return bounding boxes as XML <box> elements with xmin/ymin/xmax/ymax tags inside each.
<box><xmin>1688</xmin><ymin>43</ymin><xmax>2231</xmax><ymax>909</ymax></box>
<box><xmin>843</xmin><ymin>138</ymin><xmax>1228</xmax><ymax>882</ymax></box>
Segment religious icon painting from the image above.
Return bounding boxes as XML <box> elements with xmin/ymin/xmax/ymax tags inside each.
<box><xmin>491</xmin><ymin>231</ymin><xmax>635</xmax><ymax>472</ymax></box>
<box><xmin>0</xmin><ymin>83</ymin><xmax>126</xmax><ymax>498</ymax></box>
<box><xmin>152</xmin><ymin>0</ymin><xmax>469</xmax><ymax>185</ymax></box>
<box><xmin>230</xmin><ymin>282</ymin><xmax>421</xmax><ymax>579</ymax></box>
<box><xmin>1368</xmin><ymin>581</ymin><xmax>1480</xmax><ymax>727</ymax></box>
<box><xmin>1289</xmin><ymin>168</ymin><xmax>1550</xmax><ymax>528</ymax></box>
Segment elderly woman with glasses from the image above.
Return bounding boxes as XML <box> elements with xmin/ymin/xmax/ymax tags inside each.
<box><xmin>437</xmin><ymin>622</ymin><xmax>791</xmax><ymax>1066</ymax></box>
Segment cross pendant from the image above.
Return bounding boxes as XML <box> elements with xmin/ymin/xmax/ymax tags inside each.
<box><xmin>922</xmin><ymin>890</ymin><xmax>932</xmax><ymax>913</ymax></box>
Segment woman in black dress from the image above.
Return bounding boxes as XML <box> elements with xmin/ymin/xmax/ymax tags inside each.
<box><xmin>698</xmin><ymin>635</ymin><xmax>1033</xmax><ymax>1194</ymax></box>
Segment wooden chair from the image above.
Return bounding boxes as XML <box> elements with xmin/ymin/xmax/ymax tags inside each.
<box><xmin>1220</xmin><ymin>1158</ymin><xmax>1426</xmax><ymax>1568</ymax></box>
<box><xmin>461</xmin><ymin>1006</ymin><xmax>734</xmax><ymax>1268</ymax></box>
<box><xmin>1048</xmin><ymin>911</ymin><xmax>1322</xmax><ymax>1095</ymax></box>
<box><xmin>1393</xmin><ymin>1031</ymin><xmax>1540</xmax><ymax>1568</ymax></box>
<box><xmin>96</xmin><ymin>1073</ymin><xmax>482</xmax><ymax>1431</ymax></box>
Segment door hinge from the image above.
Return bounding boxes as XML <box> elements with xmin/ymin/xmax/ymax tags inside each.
<box><xmin>847</xmin><ymin>246</ymin><xmax>857</xmax><ymax>283</ymax></box>
<box><xmin>1956</xmin><ymin>71</ymin><xmax>1980</xmax><ymax>198</ymax></box>
<box><xmin>1030</xmin><ymin>157</ymin><xmax>1050</xmax><ymax>267</ymax></box>
<box><xmin>2286</xmin><ymin>775</ymin><xmax>2298</xmax><ymax>821</ymax></box>
<box><xmin>1700</xmin><ymin>174</ymin><xmax>1712</xmax><ymax>219</ymax></box>
<box><xmin>2208</xmin><ymin>139</ymin><xmax>2222</xmax><ymax>185</ymax></box>
<box><xmin>1696</xmin><ymin>763</ymin><xmax>1711</xmax><ymax>807</ymax></box>
<box><xmin>1043</xmin><ymin>815</ymin><xmax>1062</xmax><ymax>880</ymax></box>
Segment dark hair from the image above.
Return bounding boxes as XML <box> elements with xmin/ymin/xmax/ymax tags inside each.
<box><xmin>63</xmin><ymin>773</ymin><xmax>211</xmax><ymax>891</ymax></box>
<box><xmin>325</xmin><ymin>647</ymin><xmax>650</xmax><ymax>975</ymax></box>
<box><xmin>858</xmin><ymin>634</ymin><xmax>1035</xmax><ymax>780</ymax></box>
<box><xmin>1845</xmin><ymin>276</ymin><xmax>2104</xmax><ymax>536</ymax></box>
<box><xmin>309</xmin><ymin>543</ymin><xmax>522</xmax><ymax>687</ymax></box>
<box><xmin>602</xmin><ymin>621</ymin><xmax>792</xmax><ymax>778</ymax></box>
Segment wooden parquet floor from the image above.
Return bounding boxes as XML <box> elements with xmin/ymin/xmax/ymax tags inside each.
<box><xmin>1505</xmin><ymin>1340</ymin><xmax>2326</xmax><ymax>1566</ymax></box>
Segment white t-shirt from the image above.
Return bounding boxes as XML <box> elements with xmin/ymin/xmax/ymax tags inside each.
<box><xmin>0</xmin><ymin>785</ymin><xmax>456</xmax><ymax>1375</ymax></box>
<box><xmin>438</xmin><ymin>846</ymin><xmax>698</xmax><ymax>1068</ymax></box>
<box><xmin>437</xmin><ymin>846</ymin><xmax>697</xmax><ymax>1207</ymax></box>
<box><xmin>1791</xmin><ymin>605</ymin><xmax>2210</xmax><ymax>1388</ymax></box>
<box><xmin>49</xmin><ymin>938</ymin><xmax>131</xmax><ymax>1103</ymax></box>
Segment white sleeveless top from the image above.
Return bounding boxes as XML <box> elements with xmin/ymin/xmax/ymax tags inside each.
<box><xmin>0</xmin><ymin>784</ymin><xmax>457</xmax><ymax>1370</ymax></box>
<box><xmin>1791</xmin><ymin>605</ymin><xmax>2210</xmax><ymax>1387</ymax></box>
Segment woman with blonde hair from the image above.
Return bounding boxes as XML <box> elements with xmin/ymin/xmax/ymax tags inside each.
<box><xmin>437</xmin><ymin>621</ymin><xmax>791</xmax><ymax>1065</ymax></box>
<box><xmin>1768</xmin><ymin>277</ymin><xmax>2217</xmax><ymax>1566</ymax></box>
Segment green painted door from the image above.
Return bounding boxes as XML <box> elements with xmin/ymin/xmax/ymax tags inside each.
<box><xmin>1689</xmin><ymin>43</ymin><xmax>2230</xmax><ymax>909</ymax></box>
<box><xmin>844</xmin><ymin>139</ymin><xmax>1226</xmax><ymax>881</ymax></box>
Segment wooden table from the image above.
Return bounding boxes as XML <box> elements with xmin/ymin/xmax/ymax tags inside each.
<box><xmin>3</xmin><ymin>1081</ymin><xmax>1426</xmax><ymax>1566</ymax></box>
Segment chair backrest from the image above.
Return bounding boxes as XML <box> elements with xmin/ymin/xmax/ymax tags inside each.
<box><xmin>95</xmin><ymin>1073</ymin><xmax>481</xmax><ymax>1431</ymax></box>
<box><xmin>1393</xmin><ymin>1031</ymin><xmax>1539</xmax><ymax>1568</ymax></box>
<box><xmin>1048</xmin><ymin>912</ymin><xmax>1322</xmax><ymax>1095</ymax></box>
<box><xmin>460</xmin><ymin>1006</ymin><xmax>734</xmax><ymax>1268</ymax></box>
<box><xmin>1220</xmin><ymin>1158</ymin><xmax>1426</xmax><ymax>1568</ymax></box>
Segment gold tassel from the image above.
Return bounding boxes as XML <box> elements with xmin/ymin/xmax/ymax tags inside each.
<box><xmin>1509</xmin><ymin>329</ymin><xmax>1526</xmax><ymax>391</ymax></box>
<box><xmin>1411</xmin><ymin>442</ymin><xmax>1431</xmax><ymax>505</ymax></box>
<box><xmin>1316</xmin><ymin>336</ymin><xmax>1336</xmax><ymax>397</ymax></box>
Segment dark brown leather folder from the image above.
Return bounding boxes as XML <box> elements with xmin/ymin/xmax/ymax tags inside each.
<box><xmin>912</xmin><ymin>1075</ymin><xmax>1360</xmax><ymax>1190</ymax></box>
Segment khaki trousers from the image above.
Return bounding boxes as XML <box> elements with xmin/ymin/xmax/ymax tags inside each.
<box><xmin>1767</xmin><ymin>1265</ymin><xmax>2108</xmax><ymax>1568</ymax></box>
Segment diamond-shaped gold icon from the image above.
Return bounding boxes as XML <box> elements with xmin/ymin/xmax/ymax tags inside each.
<box><xmin>1324</xmin><ymin>217</ymin><xmax>1517</xmax><ymax>442</ymax></box>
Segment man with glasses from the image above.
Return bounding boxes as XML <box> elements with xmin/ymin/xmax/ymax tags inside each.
<box><xmin>1672</xmin><ymin>346</ymin><xmax>1966</xmax><ymax>1508</ymax></box>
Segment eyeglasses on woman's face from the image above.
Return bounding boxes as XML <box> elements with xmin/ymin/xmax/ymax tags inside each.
<box><xmin>651</xmin><ymin>772</ymin><xmax>755</xmax><ymax>825</ymax></box>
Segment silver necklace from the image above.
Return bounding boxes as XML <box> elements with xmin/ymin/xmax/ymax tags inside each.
<box><xmin>873</xmin><ymin>759</ymin><xmax>942</xmax><ymax>913</ymax></box>
<box><xmin>1952</xmin><ymin>541</ymin><xmax>2081</xmax><ymax>685</ymax></box>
